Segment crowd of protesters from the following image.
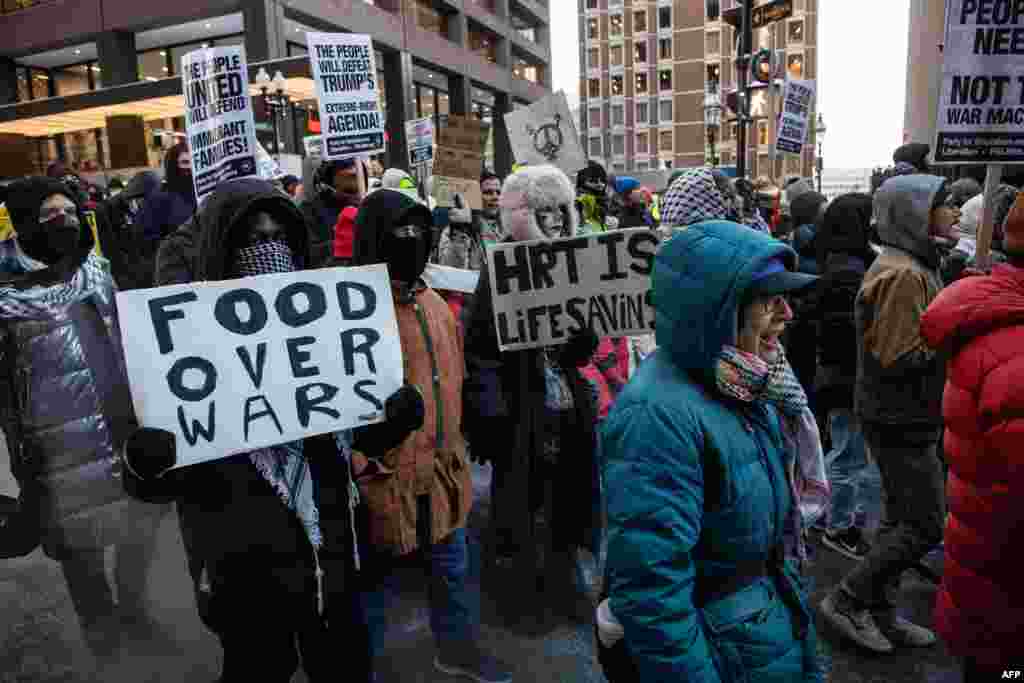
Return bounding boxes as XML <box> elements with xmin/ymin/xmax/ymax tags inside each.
<box><xmin>1</xmin><ymin>138</ymin><xmax>1021</xmax><ymax>682</ymax></box>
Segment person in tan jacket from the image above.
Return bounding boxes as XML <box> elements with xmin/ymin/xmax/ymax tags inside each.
<box><xmin>348</xmin><ymin>188</ymin><xmax>512</xmax><ymax>683</ymax></box>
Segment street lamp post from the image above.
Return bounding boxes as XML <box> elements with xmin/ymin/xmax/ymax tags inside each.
<box><xmin>704</xmin><ymin>90</ymin><xmax>724</xmax><ymax>167</ymax></box>
<box><xmin>256</xmin><ymin>68</ymin><xmax>289</xmax><ymax>157</ymax></box>
<box><xmin>815</xmin><ymin>113</ymin><xmax>827</xmax><ymax>193</ymax></box>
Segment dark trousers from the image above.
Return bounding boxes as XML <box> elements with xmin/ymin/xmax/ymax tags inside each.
<box><xmin>842</xmin><ymin>424</ymin><xmax>945</xmax><ymax>606</ymax></box>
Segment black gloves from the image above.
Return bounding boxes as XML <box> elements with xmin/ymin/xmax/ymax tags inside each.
<box><xmin>352</xmin><ymin>384</ymin><xmax>425</xmax><ymax>457</ymax></box>
<box><xmin>558</xmin><ymin>327</ymin><xmax>600</xmax><ymax>369</ymax></box>
<box><xmin>123</xmin><ymin>427</ymin><xmax>177</xmax><ymax>480</ymax></box>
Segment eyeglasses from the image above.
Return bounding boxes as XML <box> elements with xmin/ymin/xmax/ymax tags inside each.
<box><xmin>390</xmin><ymin>224</ymin><xmax>426</xmax><ymax>239</ymax></box>
<box><xmin>481</xmin><ymin>189</ymin><xmax>500</xmax><ymax>196</ymax></box>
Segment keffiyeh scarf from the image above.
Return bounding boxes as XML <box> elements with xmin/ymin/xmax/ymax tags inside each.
<box><xmin>716</xmin><ymin>342</ymin><xmax>830</xmax><ymax>564</ymax></box>
<box><xmin>0</xmin><ymin>242</ymin><xmax>111</xmax><ymax>321</ymax></box>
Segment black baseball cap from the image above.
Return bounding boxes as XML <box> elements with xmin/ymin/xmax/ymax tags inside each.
<box><xmin>747</xmin><ymin>257</ymin><xmax>818</xmax><ymax>297</ymax></box>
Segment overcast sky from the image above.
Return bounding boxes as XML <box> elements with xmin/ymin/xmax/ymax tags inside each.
<box><xmin>550</xmin><ymin>1</ymin><xmax>912</xmax><ymax>171</ymax></box>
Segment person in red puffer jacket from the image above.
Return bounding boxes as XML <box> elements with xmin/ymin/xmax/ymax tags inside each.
<box><xmin>920</xmin><ymin>191</ymin><xmax>1024</xmax><ymax>681</ymax></box>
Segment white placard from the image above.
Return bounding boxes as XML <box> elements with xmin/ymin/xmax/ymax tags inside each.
<box><xmin>486</xmin><ymin>229</ymin><xmax>661</xmax><ymax>352</ymax></box>
<box><xmin>307</xmin><ymin>33</ymin><xmax>386</xmax><ymax>160</ymax></box>
<box><xmin>406</xmin><ymin>117</ymin><xmax>435</xmax><ymax>166</ymax></box>
<box><xmin>775</xmin><ymin>77</ymin><xmax>816</xmax><ymax>156</ymax></box>
<box><xmin>934</xmin><ymin>0</ymin><xmax>1024</xmax><ymax>164</ymax></box>
<box><xmin>503</xmin><ymin>91</ymin><xmax>587</xmax><ymax>176</ymax></box>
<box><xmin>422</xmin><ymin>263</ymin><xmax>480</xmax><ymax>294</ymax></box>
<box><xmin>181</xmin><ymin>45</ymin><xmax>259</xmax><ymax>202</ymax></box>
<box><xmin>115</xmin><ymin>265</ymin><xmax>404</xmax><ymax>467</ymax></box>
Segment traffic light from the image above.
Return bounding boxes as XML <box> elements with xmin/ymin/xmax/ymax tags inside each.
<box><xmin>750</xmin><ymin>48</ymin><xmax>773</xmax><ymax>85</ymax></box>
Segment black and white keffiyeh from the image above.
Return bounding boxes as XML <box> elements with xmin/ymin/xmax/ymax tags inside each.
<box><xmin>659</xmin><ymin>168</ymin><xmax>733</xmax><ymax>228</ymax></box>
<box><xmin>234</xmin><ymin>239</ymin><xmax>295</xmax><ymax>278</ymax></box>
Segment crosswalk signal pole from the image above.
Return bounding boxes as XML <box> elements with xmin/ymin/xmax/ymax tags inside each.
<box><xmin>736</xmin><ymin>0</ymin><xmax>754</xmax><ymax>179</ymax></box>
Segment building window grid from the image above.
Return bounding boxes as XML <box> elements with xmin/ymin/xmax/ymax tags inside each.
<box><xmin>635</xmin><ymin>72</ymin><xmax>648</xmax><ymax>95</ymax></box>
<box><xmin>633</xmin><ymin>9</ymin><xmax>648</xmax><ymax>33</ymax></box>
<box><xmin>610</xmin><ymin>14</ymin><xmax>623</xmax><ymax>38</ymax></box>
<box><xmin>659</xmin><ymin>69</ymin><xmax>672</xmax><ymax>92</ymax></box>
<box><xmin>636</xmin><ymin>101</ymin><xmax>649</xmax><ymax>125</ymax></box>
<box><xmin>611</xmin><ymin>103</ymin><xmax>624</xmax><ymax>126</ymax></box>
<box><xmin>658</xmin><ymin>6</ymin><xmax>672</xmax><ymax>32</ymax></box>
<box><xmin>634</xmin><ymin>41</ymin><xmax>648</xmax><ymax>64</ymax></box>
<box><xmin>611</xmin><ymin>75</ymin><xmax>624</xmax><ymax>96</ymax></box>
<box><xmin>659</xmin><ymin>37</ymin><xmax>673</xmax><ymax>61</ymax></box>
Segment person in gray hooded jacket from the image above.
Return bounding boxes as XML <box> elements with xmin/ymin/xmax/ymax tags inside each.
<box><xmin>819</xmin><ymin>174</ymin><xmax>954</xmax><ymax>654</ymax></box>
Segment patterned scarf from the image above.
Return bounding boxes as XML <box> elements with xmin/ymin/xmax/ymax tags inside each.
<box><xmin>234</xmin><ymin>239</ymin><xmax>295</xmax><ymax>278</ymax></box>
<box><xmin>716</xmin><ymin>342</ymin><xmax>830</xmax><ymax>564</ymax></box>
<box><xmin>0</xmin><ymin>241</ymin><xmax>111</xmax><ymax>321</ymax></box>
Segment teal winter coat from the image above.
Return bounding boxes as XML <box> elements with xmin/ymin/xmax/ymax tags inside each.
<box><xmin>600</xmin><ymin>220</ymin><xmax>822</xmax><ymax>682</ymax></box>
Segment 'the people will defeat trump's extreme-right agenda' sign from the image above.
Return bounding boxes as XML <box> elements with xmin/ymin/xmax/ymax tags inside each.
<box><xmin>307</xmin><ymin>32</ymin><xmax>386</xmax><ymax>160</ymax></box>
<box><xmin>485</xmin><ymin>229</ymin><xmax>660</xmax><ymax>352</ymax></box>
<box><xmin>115</xmin><ymin>265</ymin><xmax>404</xmax><ymax>467</ymax></box>
<box><xmin>181</xmin><ymin>45</ymin><xmax>259</xmax><ymax>202</ymax></box>
<box><xmin>934</xmin><ymin>0</ymin><xmax>1024</xmax><ymax>164</ymax></box>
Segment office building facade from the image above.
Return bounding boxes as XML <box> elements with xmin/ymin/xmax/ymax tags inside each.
<box><xmin>0</xmin><ymin>0</ymin><xmax>551</xmax><ymax>178</ymax></box>
<box><xmin>577</xmin><ymin>0</ymin><xmax>818</xmax><ymax>180</ymax></box>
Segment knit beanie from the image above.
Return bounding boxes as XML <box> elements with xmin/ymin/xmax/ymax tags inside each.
<box><xmin>333</xmin><ymin>206</ymin><xmax>358</xmax><ymax>259</ymax></box>
<box><xmin>1002</xmin><ymin>192</ymin><xmax>1024</xmax><ymax>256</ymax></box>
<box><xmin>790</xmin><ymin>191</ymin><xmax>827</xmax><ymax>227</ymax></box>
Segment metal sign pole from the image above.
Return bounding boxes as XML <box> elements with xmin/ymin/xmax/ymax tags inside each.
<box><xmin>975</xmin><ymin>163</ymin><xmax>1003</xmax><ymax>271</ymax></box>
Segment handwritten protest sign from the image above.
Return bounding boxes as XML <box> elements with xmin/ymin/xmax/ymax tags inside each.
<box><xmin>775</xmin><ymin>78</ymin><xmax>816</xmax><ymax>155</ymax></box>
<box><xmin>504</xmin><ymin>91</ymin><xmax>586</xmax><ymax>176</ymax></box>
<box><xmin>422</xmin><ymin>264</ymin><xmax>480</xmax><ymax>294</ymax></box>
<box><xmin>432</xmin><ymin>115</ymin><xmax>488</xmax><ymax>209</ymax></box>
<box><xmin>307</xmin><ymin>33</ymin><xmax>385</xmax><ymax>160</ymax></box>
<box><xmin>181</xmin><ymin>46</ymin><xmax>258</xmax><ymax>202</ymax></box>
<box><xmin>115</xmin><ymin>265</ymin><xmax>403</xmax><ymax>467</ymax></box>
<box><xmin>934</xmin><ymin>0</ymin><xmax>1024</xmax><ymax>164</ymax></box>
<box><xmin>485</xmin><ymin>229</ymin><xmax>660</xmax><ymax>352</ymax></box>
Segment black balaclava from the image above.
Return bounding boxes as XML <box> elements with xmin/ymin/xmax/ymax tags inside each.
<box><xmin>351</xmin><ymin>189</ymin><xmax>434</xmax><ymax>291</ymax></box>
<box><xmin>381</xmin><ymin>222</ymin><xmax>430</xmax><ymax>285</ymax></box>
<box><xmin>229</xmin><ymin>210</ymin><xmax>296</xmax><ymax>278</ymax></box>
<box><xmin>5</xmin><ymin>178</ymin><xmax>83</xmax><ymax>267</ymax></box>
<box><xmin>164</xmin><ymin>142</ymin><xmax>193</xmax><ymax>197</ymax></box>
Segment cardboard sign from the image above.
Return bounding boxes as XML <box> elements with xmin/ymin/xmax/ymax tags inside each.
<box><xmin>934</xmin><ymin>0</ymin><xmax>1024</xmax><ymax>164</ymax></box>
<box><xmin>432</xmin><ymin>176</ymin><xmax>483</xmax><ymax>210</ymax></box>
<box><xmin>504</xmin><ymin>91</ymin><xmax>587</xmax><ymax>176</ymax></box>
<box><xmin>433</xmin><ymin>146</ymin><xmax>484</xmax><ymax>180</ymax></box>
<box><xmin>485</xmin><ymin>229</ymin><xmax>661</xmax><ymax>351</ymax></box>
<box><xmin>304</xmin><ymin>135</ymin><xmax>324</xmax><ymax>162</ymax></box>
<box><xmin>307</xmin><ymin>33</ymin><xmax>386</xmax><ymax>160</ymax></box>
<box><xmin>422</xmin><ymin>264</ymin><xmax>480</xmax><ymax>294</ymax></box>
<box><xmin>406</xmin><ymin>117</ymin><xmax>435</xmax><ymax>166</ymax></box>
<box><xmin>115</xmin><ymin>265</ymin><xmax>404</xmax><ymax>467</ymax></box>
<box><xmin>181</xmin><ymin>45</ymin><xmax>259</xmax><ymax>202</ymax></box>
<box><xmin>775</xmin><ymin>78</ymin><xmax>816</xmax><ymax>155</ymax></box>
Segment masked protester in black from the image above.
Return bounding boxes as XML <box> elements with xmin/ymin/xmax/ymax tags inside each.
<box><xmin>135</xmin><ymin>142</ymin><xmax>199</xmax><ymax>250</ymax></box>
<box><xmin>128</xmin><ymin>178</ymin><xmax>373</xmax><ymax>683</ymax></box>
<box><xmin>0</xmin><ymin>177</ymin><xmax>170</xmax><ymax>659</ymax></box>
<box><xmin>91</xmin><ymin>170</ymin><xmax>162</xmax><ymax>290</ymax></box>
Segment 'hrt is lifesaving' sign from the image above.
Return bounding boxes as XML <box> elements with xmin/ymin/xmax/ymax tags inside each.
<box><xmin>308</xmin><ymin>33</ymin><xmax>386</xmax><ymax>160</ymax></box>
<box><xmin>486</xmin><ymin>229</ymin><xmax>660</xmax><ymax>352</ymax></box>
<box><xmin>116</xmin><ymin>266</ymin><xmax>403</xmax><ymax>467</ymax></box>
<box><xmin>934</xmin><ymin>0</ymin><xmax>1024</xmax><ymax>164</ymax></box>
<box><xmin>181</xmin><ymin>46</ymin><xmax>259</xmax><ymax>202</ymax></box>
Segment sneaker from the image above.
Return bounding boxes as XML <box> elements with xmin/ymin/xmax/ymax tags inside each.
<box><xmin>435</xmin><ymin>641</ymin><xmax>513</xmax><ymax>683</ymax></box>
<box><xmin>819</xmin><ymin>591</ymin><xmax>894</xmax><ymax>653</ymax></box>
<box><xmin>821</xmin><ymin>527</ymin><xmax>872</xmax><ymax>561</ymax></box>
<box><xmin>874</xmin><ymin>610</ymin><xmax>937</xmax><ymax>648</ymax></box>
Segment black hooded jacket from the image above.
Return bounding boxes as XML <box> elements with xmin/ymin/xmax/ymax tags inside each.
<box><xmin>136</xmin><ymin>143</ymin><xmax>199</xmax><ymax>245</ymax></box>
<box><xmin>145</xmin><ymin>178</ymin><xmax>356</xmax><ymax>633</ymax></box>
<box><xmin>350</xmin><ymin>188</ymin><xmax>434</xmax><ymax>270</ymax></box>
<box><xmin>92</xmin><ymin>170</ymin><xmax>162</xmax><ymax>290</ymax></box>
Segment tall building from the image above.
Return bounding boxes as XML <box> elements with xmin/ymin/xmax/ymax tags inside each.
<box><xmin>577</xmin><ymin>0</ymin><xmax>818</xmax><ymax>181</ymax></box>
<box><xmin>0</xmin><ymin>0</ymin><xmax>551</xmax><ymax>178</ymax></box>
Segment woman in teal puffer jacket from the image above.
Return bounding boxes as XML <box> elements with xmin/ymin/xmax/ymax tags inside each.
<box><xmin>598</xmin><ymin>219</ymin><xmax>825</xmax><ymax>681</ymax></box>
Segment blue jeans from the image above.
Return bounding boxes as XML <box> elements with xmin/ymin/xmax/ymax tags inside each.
<box><xmin>824</xmin><ymin>409</ymin><xmax>869</xmax><ymax>531</ymax></box>
<box><xmin>361</xmin><ymin>528</ymin><xmax>476</xmax><ymax>654</ymax></box>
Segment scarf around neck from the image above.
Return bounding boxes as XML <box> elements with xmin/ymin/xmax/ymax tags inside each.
<box><xmin>0</xmin><ymin>244</ymin><xmax>111</xmax><ymax>321</ymax></box>
<box><xmin>716</xmin><ymin>342</ymin><xmax>830</xmax><ymax>564</ymax></box>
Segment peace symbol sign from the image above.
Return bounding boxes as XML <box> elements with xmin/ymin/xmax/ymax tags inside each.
<box><xmin>530</xmin><ymin>114</ymin><xmax>564</xmax><ymax>161</ymax></box>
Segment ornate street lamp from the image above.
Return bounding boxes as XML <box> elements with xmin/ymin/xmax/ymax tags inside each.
<box><xmin>256</xmin><ymin>68</ymin><xmax>290</xmax><ymax>157</ymax></box>
<box><xmin>704</xmin><ymin>89</ymin><xmax>724</xmax><ymax>167</ymax></box>
<box><xmin>815</xmin><ymin>113</ymin><xmax>827</xmax><ymax>193</ymax></box>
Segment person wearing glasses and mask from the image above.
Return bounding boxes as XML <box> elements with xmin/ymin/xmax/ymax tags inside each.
<box><xmin>0</xmin><ymin>177</ymin><xmax>170</xmax><ymax>660</ymax></box>
<box><xmin>463</xmin><ymin>165</ymin><xmax>602</xmax><ymax>635</ymax></box>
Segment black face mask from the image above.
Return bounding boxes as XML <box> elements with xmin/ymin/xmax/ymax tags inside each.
<box><xmin>382</xmin><ymin>226</ymin><xmax>429</xmax><ymax>285</ymax></box>
<box><xmin>20</xmin><ymin>215</ymin><xmax>81</xmax><ymax>266</ymax></box>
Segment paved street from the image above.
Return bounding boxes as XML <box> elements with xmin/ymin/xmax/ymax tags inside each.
<box><xmin>0</xmin><ymin>432</ymin><xmax>962</xmax><ymax>683</ymax></box>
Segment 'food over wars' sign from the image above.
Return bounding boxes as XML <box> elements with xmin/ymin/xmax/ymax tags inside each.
<box><xmin>775</xmin><ymin>78</ymin><xmax>816</xmax><ymax>155</ymax></box>
<box><xmin>116</xmin><ymin>266</ymin><xmax>404</xmax><ymax>467</ymax></box>
<box><xmin>308</xmin><ymin>33</ymin><xmax>386</xmax><ymax>160</ymax></box>
<box><xmin>182</xmin><ymin>45</ymin><xmax>259</xmax><ymax>202</ymax></box>
<box><xmin>934</xmin><ymin>0</ymin><xmax>1024</xmax><ymax>164</ymax></box>
<box><xmin>486</xmin><ymin>229</ymin><xmax>661</xmax><ymax>352</ymax></box>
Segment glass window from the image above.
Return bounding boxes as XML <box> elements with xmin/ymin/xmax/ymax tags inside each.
<box><xmin>706</xmin><ymin>31</ymin><xmax>720</xmax><ymax>55</ymax></box>
<box><xmin>635</xmin><ymin>73</ymin><xmax>648</xmax><ymax>94</ymax></box>
<box><xmin>589</xmin><ymin>136</ymin><xmax>602</xmax><ymax>156</ymax></box>
<box><xmin>613</xmin><ymin>162</ymin><xmax>625</xmax><ymax>173</ymax></box>
<box><xmin>707</xmin><ymin>0</ymin><xmax>720</xmax><ymax>20</ymax></box>
<box><xmin>415</xmin><ymin>0</ymin><xmax>448</xmax><ymax>37</ymax></box>
<box><xmin>634</xmin><ymin>41</ymin><xmax>648</xmax><ymax>63</ymax></box>
<box><xmin>287</xmin><ymin>42</ymin><xmax>309</xmax><ymax>56</ymax></box>
<box><xmin>612</xmin><ymin>104</ymin><xmax>624</xmax><ymax>126</ymax></box>
<box><xmin>139</xmin><ymin>49</ymin><xmax>168</xmax><ymax>81</ymax></box>
<box><xmin>787</xmin><ymin>54</ymin><xmax>804</xmax><ymax>79</ymax></box>
<box><xmin>660</xmin><ymin>130</ymin><xmax>673</xmax><ymax>151</ymax></box>
<box><xmin>610</xmin><ymin>14</ymin><xmax>623</xmax><ymax>37</ymax></box>
<box><xmin>589</xmin><ymin>47</ymin><xmax>599</xmax><ymax>67</ymax></box>
<box><xmin>759</xmin><ymin>121</ymin><xmax>769</xmax><ymax>146</ymax></box>
<box><xmin>789</xmin><ymin>20</ymin><xmax>804</xmax><ymax>43</ymax></box>
<box><xmin>588</xmin><ymin>18</ymin><xmax>598</xmax><ymax>40</ymax></box>
<box><xmin>659</xmin><ymin>69</ymin><xmax>672</xmax><ymax>91</ymax></box>
<box><xmin>659</xmin><ymin>38</ymin><xmax>672</xmax><ymax>60</ymax></box>
<box><xmin>29</xmin><ymin>69</ymin><xmax>51</xmax><ymax>98</ymax></box>
<box><xmin>611</xmin><ymin>75</ymin><xmax>624</xmax><ymax>96</ymax></box>
<box><xmin>659</xmin><ymin>99</ymin><xmax>673</xmax><ymax>124</ymax></box>
<box><xmin>438</xmin><ymin>91</ymin><xmax>450</xmax><ymax>117</ymax></box>
<box><xmin>469</xmin><ymin>25</ymin><xmax>499</xmax><ymax>63</ymax></box>
<box><xmin>636</xmin><ymin>132</ymin><xmax>648</xmax><ymax>154</ymax></box>
<box><xmin>613</xmin><ymin>134</ymin><xmax>624</xmax><ymax>155</ymax></box>
<box><xmin>610</xmin><ymin>45</ymin><xmax>623</xmax><ymax>66</ymax></box>
<box><xmin>90</xmin><ymin>63</ymin><xmax>102</xmax><ymax>89</ymax></box>
<box><xmin>590</xmin><ymin>107</ymin><xmax>602</xmax><ymax>128</ymax></box>
<box><xmin>636</xmin><ymin>101</ymin><xmax>649</xmax><ymax>124</ymax></box>
<box><xmin>637</xmin><ymin>160</ymin><xmax>649</xmax><ymax>171</ymax></box>
<box><xmin>512</xmin><ymin>58</ymin><xmax>543</xmax><ymax>83</ymax></box>
<box><xmin>707</xmin><ymin>63</ymin><xmax>721</xmax><ymax>92</ymax></box>
<box><xmin>587</xmin><ymin>0</ymin><xmax>598</xmax><ymax>8</ymax></box>
<box><xmin>633</xmin><ymin>10</ymin><xmax>647</xmax><ymax>32</ymax></box>
<box><xmin>589</xmin><ymin>78</ymin><xmax>601</xmax><ymax>97</ymax></box>
<box><xmin>16</xmin><ymin>67</ymin><xmax>30</xmax><ymax>102</ymax></box>
<box><xmin>658</xmin><ymin>6</ymin><xmax>671</xmax><ymax>29</ymax></box>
